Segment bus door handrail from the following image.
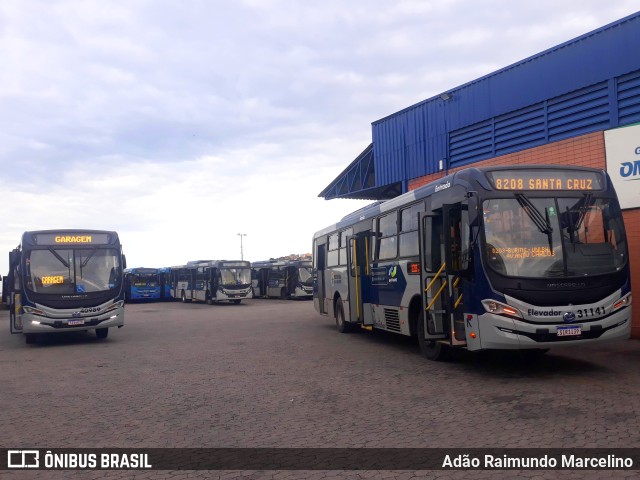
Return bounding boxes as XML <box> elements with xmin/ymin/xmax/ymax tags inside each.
<box><xmin>425</xmin><ymin>262</ymin><xmax>447</xmax><ymax>312</ymax></box>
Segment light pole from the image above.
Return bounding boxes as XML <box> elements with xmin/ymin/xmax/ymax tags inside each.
<box><xmin>237</xmin><ymin>233</ymin><xmax>247</xmax><ymax>260</ymax></box>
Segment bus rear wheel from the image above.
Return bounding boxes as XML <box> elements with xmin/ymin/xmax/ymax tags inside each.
<box><xmin>96</xmin><ymin>328</ymin><xmax>109</xmax><ymax>339</ymax></box>
<box><xmin>335</xmin><ymin>298</ymin><xmax>354</xmax><ymax>333</ymax></box>
<box><xmin>417</xmin><ymin>310</ymin><xmax>448</xmax><ymax>361</ymax></box>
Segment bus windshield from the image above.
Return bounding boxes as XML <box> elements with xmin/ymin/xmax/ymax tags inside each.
<box><xmin>298</xmin><ymin>267</ymin><xmax>313</xmax><ymax>285</ymax></box>
<box><xmin>131</xmin><ymin>274</ymin><xmax>159</xmax><ymax>287</ymax></box>
<box><xmin>220</xmin><ymin>267</ymin><xmax>251</xmax><ymax>286</ymax></box>
<box><xmin>482</xmin><ymin>196</ymin><xmax>626</xmax><ymax>278</ymax></box>
<box><xmin>25</xmin><ymin>247</ymin><xmax>122</xmax><ymax>294</ymax></box>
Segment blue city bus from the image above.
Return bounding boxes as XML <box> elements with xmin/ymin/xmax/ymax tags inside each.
<box><xmin>251</xmin><ymin>259</ymin><xmax>313</xmax><ymax>299</ymax></box>
<box><xmin>7</xmin><ymin>230</ymin><xmax>126</xmax><ymax>344</ymax></box>
<box><xmin>171</xmin><ymin>260</ymin><xmax>252</xmax><ymax>304</ymax></box>
<box><xmin>124</xmin><ymin>267</ymin><xmax>161</xmax><ymax>301</ymax></box>
<box><xmin>158</xmin><ymin>267</ymin><xmax>172</xmax><ymax>300</ymax></box>
<box><xmin>313</xmin><ymin>165</ymin><xmax>632</xmax><ymax>360</ymax></box>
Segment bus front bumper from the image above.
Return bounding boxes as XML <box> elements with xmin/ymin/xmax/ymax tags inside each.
<box><xmin>475</xmin><ymin>307</ymin><xmax>631</xmax><ymax>350</ymax></box>
<box><xmin>21</xmin><ymin>310</ymin><xmax>125</xmax><ymax>334</ymax></box>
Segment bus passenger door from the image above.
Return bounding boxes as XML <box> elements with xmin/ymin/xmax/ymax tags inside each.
<box><xmin>347</xmin><ymin>236</ymin><xmax>365</xmax><ymax>324</ymax></box>
<box><xmin>7</xmin><ymin>256</ymin><xmax>22</xmax><ymax>334</ymax></box>
<box><xmin>315</xmin><ymin>241</ymin><xmax>327</xmax><ymax>314</ymax></box>
<box><xmin>443</xmin><ymin>203</ymin><xmax>470</xmax><ymax>346</ymax></box>
<box><xmin>419</xmin><ymin>212</ymin><xmax>447</xmax><ymax>340</ymax></box>
<box><xmin>9</xmin><ymin>291</ymin><xmax>22</xmax><ymax>334</ymax></box>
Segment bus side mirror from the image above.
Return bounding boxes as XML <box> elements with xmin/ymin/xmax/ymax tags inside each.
<box><xmin>9</xmin><ymin>250</ymin><xmax>18</xmax><ymax>268</ymax></box>
<box><xmin>466</xmin><ymin>191</ymin><xmax>480</xmax><ymax>226</ymax></box>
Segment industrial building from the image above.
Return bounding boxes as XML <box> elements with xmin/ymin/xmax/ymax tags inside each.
<box><xmin>320</xmin><ymin>12</ymin><xmax>640</xmax><ymax>338</ymax></box>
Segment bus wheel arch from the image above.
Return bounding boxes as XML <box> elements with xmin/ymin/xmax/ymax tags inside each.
<box><xmin>408</xmin><ymin>295</ymin><xmax>422</xmax><ymax>337</ymax></box>
<box><xmin>334</xmin><ymin>296</ymin><xmax>354</xmax><ymax>333</ymax></box>
<box><xmin>417</xmin><ymin>309</ymin><xmax>449</xmax><ymax>361</ymax></box>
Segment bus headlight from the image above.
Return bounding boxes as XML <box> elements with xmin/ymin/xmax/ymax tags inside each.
<box><xmin>23</xmin><ymin>305</ymin><xmax>45</xmax><ymax>316</ymax></box>
<box><xmin>482</xmin><ymin>300</ymin><xmax>522</xmax><ymax>318</ymax></box>
<box><xmin>612</xmin><ymin>293</ymin><xmax>632</xmax><ymax>312</ymax></box>
<box><xmin>105</xmin><ymin>300</ymin><xmax>124</xmax><ymax>312</ymax></box>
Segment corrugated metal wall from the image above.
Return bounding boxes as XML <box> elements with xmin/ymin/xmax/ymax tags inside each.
<box><xmin>371</xmin><ymin>12</ymin><xmax>640</xmax><ymax>189</ymax></box>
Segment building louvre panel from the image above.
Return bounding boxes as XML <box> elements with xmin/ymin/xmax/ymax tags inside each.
<box><xmin>547</xmin><ymin>83</ymin><xmax>609</xmax><ymax>141</ymax></box>
<box><xmin>618</xmin><ymin>70</ymin><xmax>640</xmax><ymax>124</ymax></box>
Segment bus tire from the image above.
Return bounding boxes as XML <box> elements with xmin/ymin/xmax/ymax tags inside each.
<box><xmin>25</xmin><ymin>333</ymin><xmax>36</xmax><ymax>344</ymax></box>
<box><xmin>96</xmin><ymin>328</ymin><xmax>109</xmax><ymax>339</ymax></box>
<box><xmin>181</xmin><ymin>290</ymin><xmax>187</xmax><ymax>303</ymax></box>
<box><xmin>417</xmin><ymin>310</ymin><xmax>448</xmax><ymax>361</ymax></box>
<box><xmin>233</xmin><ymin>299</ymin><xmax>241</xmax><ymax>304</ymax></box>
<box><xmin>335</xmin><ymin>298</ymin><xmax>354</xmax><ymax>333</ymax></box>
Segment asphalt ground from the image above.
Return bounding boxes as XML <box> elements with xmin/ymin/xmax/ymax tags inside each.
<box><xmin>1</xmin><ymin>299</ymin><xmax>639</xmax><ymax>480</ymax></box>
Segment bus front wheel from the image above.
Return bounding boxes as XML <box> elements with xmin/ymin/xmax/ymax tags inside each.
<box><xmin>417</xmin><ymin>310</ymin><xmax>448</xmax><ymax>361</ymax></box>
<box><xmin>96</xmin><ymin>328</ymin><xmax>109</xmax><ymax>339</ymax></box>
<box><xmin>25</xmin><ymin>333</ymin><xmax>36</xmax><ymax>345</ymax></box>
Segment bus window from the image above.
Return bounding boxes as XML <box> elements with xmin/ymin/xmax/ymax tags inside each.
<box><xmin>327</xmin><ymin>233</ymin><xmax>339</xmax><ymax>267</ymax></box>
<box><xmin>399</xmin><ymin>202</ymin><xmax>424</xmax><ymax>257</ymax></box>
<box><xmin>377</xmin><ymin>212</ymin><xmax>397</xmax><ymax>260</ymax></box>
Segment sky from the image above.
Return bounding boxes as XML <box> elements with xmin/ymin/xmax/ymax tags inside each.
<box><xmin>1</xmin><ymin>1</ymin><xmax>639</xmax><ymax>273</ymax></box>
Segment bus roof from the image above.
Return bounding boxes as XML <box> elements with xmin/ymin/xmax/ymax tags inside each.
<box><xmin>313</xmin><ymin>164</ymin><xmax>608</xmax><ymax>239</ymax></box>
<box><xmin>20</xmin><ymin>229</ymin><xmax>121</xmax><ymax>247</ymax></box>
<box><xmin>252</xmin><ymin>259</ymin><xmax>312</xmax><ymax>268</ymax></box>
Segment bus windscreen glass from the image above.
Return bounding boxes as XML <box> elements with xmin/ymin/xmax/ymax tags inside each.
<box><xmin>482</xmin><ymin>196</ymin><xmax>626</xmax><ymax>278</ymax></box>
<box><xmin>298</xmin><ymin>267</ymin><xmax>313</xmax><ymax>285</ymax></box>
<box><xmin>220</xmin><ymin>267</ymin><xmax>251</xmax><ymax>286</ymax></box>
<box><xmin>25</xmin><ymin>247</ymin><xmax>122</xmax><ymax>294</ymax></box>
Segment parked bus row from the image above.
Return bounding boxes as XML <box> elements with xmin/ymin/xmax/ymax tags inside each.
<box><xmin>122</xmin><ymin>259</ymin><xmax>313</xmax><ymax>303</ymax></box>
<box><xmin>313</xmin><ymin>165</ymin><xmax>632</xmax><ymax>361</ymax></box>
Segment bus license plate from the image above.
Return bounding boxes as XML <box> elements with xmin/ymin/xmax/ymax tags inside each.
<box><xmin>68</xmin><ymin>319</ymin><xmax>85</xmax><ymax>326</ymax></box>
<box><xmin>557</xmin><ymin>325</ymin><xmax>581</xmax><ymax>337</ymax></box>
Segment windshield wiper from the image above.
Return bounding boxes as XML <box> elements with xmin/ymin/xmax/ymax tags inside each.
<box><xmin>48</xmin><ymin>248</ymin><xmax>71</xmax><ymax>269</ymax></box>
<box><xmin>515</xmin><ymin>193</ymin><xmax>554</xmax><ymax>254</ymax></box>
<box><xmin>573</xmin><ymin>193</ymin><xmax>593</xmax><ymax>233</ymax></box>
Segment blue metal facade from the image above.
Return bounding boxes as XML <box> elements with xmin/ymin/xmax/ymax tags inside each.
<box><xmin>321</xmin><ymin>12</ymin><xmax>640</xmax><ymax>200</ymax></box>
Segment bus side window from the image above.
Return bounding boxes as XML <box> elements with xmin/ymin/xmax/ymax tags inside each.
<box><xmin>377</xmin><ymin>212</ymin><xmax>398</xmax><ymax>260</ymax></box>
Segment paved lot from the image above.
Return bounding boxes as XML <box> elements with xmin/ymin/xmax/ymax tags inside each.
<box><xmin>1</xmin><ymin>299</ymin><xmax>640</xmax><ymax>479</ymax></box>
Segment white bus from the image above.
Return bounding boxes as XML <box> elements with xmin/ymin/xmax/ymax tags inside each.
<box><xmin>170</xmin><ymin>260</ymin><xmax>252</xmax><ymax>304</ymax></box>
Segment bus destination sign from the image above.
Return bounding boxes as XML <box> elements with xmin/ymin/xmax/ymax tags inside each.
<box><xmin>487</xmin><ymin>170</ymin><xmax>604</xmax><ymax>191</ymax></box>
<box><xmin>35</xmin><ymin>233</ymin><xmax>111</xmax><ymax>245</ymax></box>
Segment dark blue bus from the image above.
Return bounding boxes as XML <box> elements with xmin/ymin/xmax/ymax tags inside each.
<box><xmin>8</xmin><ymin>229</ymin><xmax>126</xmax><ymax>344</ymax></box>
<box><xmin>158</xmin><ymin>267</ymin><xmax>172</xmax><ymax>300</ymax></box>
<box><xmin>313</xmin><ymin>165</ymin><xmax>632</xmax><ymax>360</ymax></box>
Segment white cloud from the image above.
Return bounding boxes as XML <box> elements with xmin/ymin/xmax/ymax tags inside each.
<box><xmin>1</xmin><ymin>0</ymin><xmax>638</xmax><ymax>276</ymax></box>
